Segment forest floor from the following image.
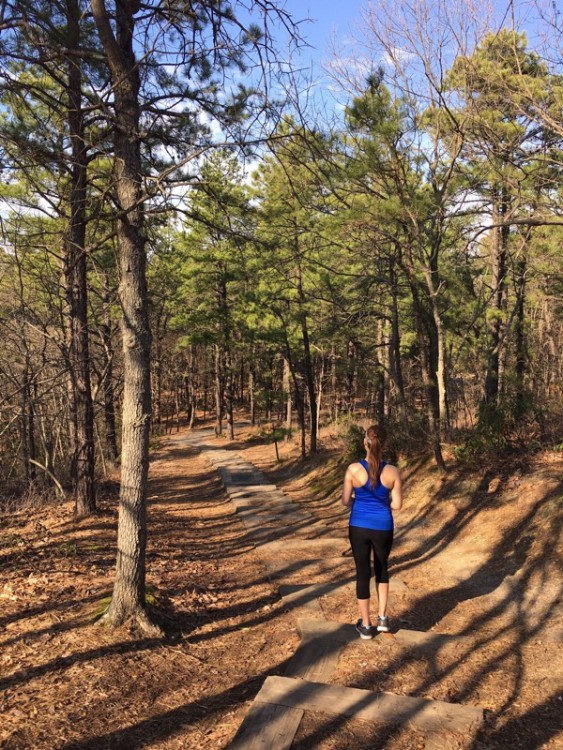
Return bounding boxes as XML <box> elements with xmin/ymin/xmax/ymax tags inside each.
<box><xmin>0</xmin><ymin>419</ymin><xmax>562</xmax><ymax>750</ymax></box>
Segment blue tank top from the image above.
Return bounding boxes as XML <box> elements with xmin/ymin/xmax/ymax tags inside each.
<box><xmin>349</xmin><ymin>460</ymin><xmax>394</xmax><ymax>531</ymax></box>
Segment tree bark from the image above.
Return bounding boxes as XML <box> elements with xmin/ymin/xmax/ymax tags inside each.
<box><xmin>408</xmin><ymin>275</ymin><xmax>446</xmax><ymax>471</ymax></box>
<box><xmin>65</xmin><ymin>0</ymin><xmax>96</xmax><ymax>515</ymax></box>
<box><xmin>101</xmin><ymin>274</ymin><xmax>119</xmax><ymax>465</ymax></box>
<box><xmin>214</xmin><ymin>343</ymin><xmax>223</xmax><ymax>436</ymax></box>
<box><xmin>283</xmin><ymin>357</ymin><xmax>292</xmax><ymax>431</ymax></box>
<box><xmin>92</xmin><ymin>0</ymin><xmax>158</xmax><ymax>633</ymax></box>
<box><xmin>514</xmin><ymin>256</ymin><xmax>527</xmax><ymax>416</ymax></box>
<box><xmin>484</xmin><ymin>188</ymin><xmax>509</xmax><ymax>404</ymax></box>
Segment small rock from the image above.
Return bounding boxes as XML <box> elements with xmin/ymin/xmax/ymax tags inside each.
<box><xmin>487</xmin><ymin>477</ymin><xmax>501</xmax><ymax>493</ymax></box>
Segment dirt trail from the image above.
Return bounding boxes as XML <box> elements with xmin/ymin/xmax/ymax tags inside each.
<box><xmin>0</xmin><ymin>425</ymin><xmax>561</xmax><ymax>749</ymax></box>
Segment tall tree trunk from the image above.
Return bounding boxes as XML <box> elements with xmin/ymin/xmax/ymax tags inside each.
<box><xmin>298</xmin><ymin>300</ymin><xmax>317</xmax><ymax>453</ymax></box>
<box><xmin>316</xmin><ymin>353</ymin><xmax>325</xmax><ymax>438</ymax></box>
<box><xmin>92</xmin><ymin>0</ymin><xmax>158</xmax><ymax>633</ymax></box>
<box><xmin>409</xmin><ymin>276</ymin><xmax>446</xmax><ymax>471</ymax></box>
<box><xmin>282</xmin><ymin>326</ymin><xmax>306</xmax><ymax>457</ymax></box>
<box><xmin>283</xmin><ymin>357</ymin><xmax>292</xmax><ymax>431</ymax></box>
<box><xmin>21</xmin><ymin>365</ymin><xmax>35</xmax><ymax>482</ymax></box>
<box><xmin>420</xmin><ymin>234</ymin><xmax>449</xmax><ymax>441</ymax></box>
<box><xmin>101</xmin><ymin>275</ymin><xmax>119</xmax><ymax>465</ymax></box>
<box><xmin>214</xmin><ymin>343</ymin><xmax>223</xmax><ymax>436</ymax></box>
<box><xmin>64</xmin><ymin>2</ymin><xmax>96</xmax><ymax>515</ymax></box>
<box><xmin>484</xmin><ymin>189</ymin><xmax>509</xmax><ymax>404</ymax></box>
<box><xmin>249</xmin><ymin>362</ymin><xmax>256</xmax><ymax>426</ymax></box>
<box><xmin>218</xmin><ymin>273</ymin><xmax>234</xmax><ymax>441</ymax></box>
<box><xmin>515</xmin><ymin>256</ymin><xmax>527</xmax><ymax>416</ymax></box>
<box><xmin>346</xmin><ymin>341</ymin><xmax>356</xmax><ymax>417</ymax></box>
<box><xmin>389</xmin><ymin>257</ymin><xmax>405</xmax><ymax>407</ymax></box>
<box><xmin>295</xmin><ymin>258</ymin><xmax>317</xmax><ymax>451</ymax></box>
<box><xmin>330</xmin><ymin>343</ymin><xmax>338</xmax><ymax>423</ymax></box>
<box><xmin>376</xmin><ymin>319</ymin><xmax>386</xmax><ymax>425</ymax></box>
<box><xmin>225</xmin><ymin>352</ymin><xmax>235</xmax><ymax>440</ymax></box>
<box><xmin>152</xmin><ymin>337</ymin><xmax>162</xmax><ymax>430</ymax></box>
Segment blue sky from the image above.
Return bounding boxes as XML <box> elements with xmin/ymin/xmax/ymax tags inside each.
<box><xmin>274</xmin><ymin>0</ymin><xmax>551</xmax><ymax>72</ymax></box>
<box><xmin>281</xmin><ymin>0</ymin><xmax>365</xmax><ymax>64</ymax></box>
<box><xmin>264</xmin><ymin>0</ymin><xmax>558</xmax><ymax>117</ymax></box>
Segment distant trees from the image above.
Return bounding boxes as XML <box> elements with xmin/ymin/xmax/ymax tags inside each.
<box><xmin>166</xmin><ymin>2</ymin><xmax>562</xmax><ymax>465</ymax></box>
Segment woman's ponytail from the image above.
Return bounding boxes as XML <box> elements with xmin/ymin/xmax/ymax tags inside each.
<box><xmin>366</xmin><ymin>424</ymin><xmax>387</xmax><ymax>488</ymax></box>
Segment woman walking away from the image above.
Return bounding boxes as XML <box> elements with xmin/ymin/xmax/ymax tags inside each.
<box><xmin>341</xmin><ymin>425</ymin><xmax>403</xmax><ymax>639</ymax></box>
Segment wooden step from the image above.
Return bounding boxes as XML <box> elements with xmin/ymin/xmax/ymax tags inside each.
<box><xmin>225</xmin><ymin>483</ymin><xmax>279</xmax><ymax>494</ymax></box>
<box><xmin>285</xmin><ymin>634</ymin><xmax>345</xmax><ymax>682</ymax></box>
<box><xmin>219</xmin><ymin>467</ymin><xmax>271</xmax><ymax>485</ymax></box>
<box><xmin>233</xmin><ymin>507</ymin><xmax>315</xmax><ymax>530</ymax></box>
<box><xmin>255</xmin><ymin>675</ymin><xmax>483</xmax><ymax>734</ymax></box>
<box><xmin>296</xmin><ymin>618</ymin><xmax>468</xmax><ymax>651</ymax></box>
<box><xmin>262</xmin><ymin>556</ymin><xmax>351</xmax><ymax>580</ymax></box>
<box><xmin>279</xmin><ymin>581</ymin><xmax>355</xmax><ymax>606</ymax></box>
<box><xmin>228</xmin><ymin>489</ymin><xmax>290</xmax><ymax>503</ymax></box>
<box><xmin>261</xmin><ymin>538</ymin><xmax>350</xmax><ymax>556</ymax></box>
<box><xmin>228</xmin><ymin>701</ymin><xmax>303</xmax><ymax>750</ymax></box>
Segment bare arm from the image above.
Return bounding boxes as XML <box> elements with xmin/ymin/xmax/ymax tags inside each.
<box><xmin>341</xmin><ymin>467</ymin><xmax>355</xmax><ymax>508</ymax></box>
<box><xmin>390</xmin><ymin>469</ymin><xmax>403</xmax><ymax>511</ymax></box>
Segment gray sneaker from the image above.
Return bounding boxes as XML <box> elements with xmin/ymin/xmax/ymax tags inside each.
<box><xmin>355</xmin><ymin>619</ymin><xmax>374</xmax><ymax>640</ymax></box>
<box><xmin>377</xmin><ymin>616</ymin><xmax>390</xmax><ymax>632</ymax></box>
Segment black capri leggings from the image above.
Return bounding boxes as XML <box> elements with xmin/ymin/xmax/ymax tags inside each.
<box><xmin>348</xmin><ymin>525</ymin><xmax>394</xmax><ymax>599</ymax></box>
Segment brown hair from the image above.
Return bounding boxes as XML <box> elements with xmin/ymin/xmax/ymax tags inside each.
<box><xmin>365</xmin><ymin>424</ymin><xmax>387</xmax><ymax>488</ymax></box>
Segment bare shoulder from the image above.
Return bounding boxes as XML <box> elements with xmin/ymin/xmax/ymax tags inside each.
<box><xmin>346</xmin><ymin>462</ymin><xmax>364</xmax><ymax>478</ymax></box>
<box><xmin>345</xmin><ymin>461</ymin><xmax>368</xmax><ymax>486</ymax></box>
<box><xmin>381</xmin><ymin>463</ymin><xmax>401</xmax><ymax>486</ymax></box>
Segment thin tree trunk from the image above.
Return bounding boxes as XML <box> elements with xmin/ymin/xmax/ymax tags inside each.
<box><xmin>101</xmin><ymin>274</ymin><xmax>119</xmax><ymax>465</ymax></box>
<box><xmin>346</xmin><ymin>341</ymin><xmax>356</xmax><ymax>418</ymax></box>
<box><xmin>214</xmin><ymin>343</ymin><xmax>223</xmax><ymax>436</ymax></box>
<box><xmin>409</xmin><ymin>275</ymin><xmax>446</xmax><ymax>471</ymax></box>
<box><xmin>282</xmin><ymin>327</ymin><xmax>306</xmax><ymax>457</ymax></box>
<box><xmin>64</xmin><ymin>5</ymin><xmax>96</xmax><ymax>515</ymax></box>
<box><xmin>249</xmin><ymin>363</ymin><xmax>256</xmax><ymax>426</ymax></box>
<box><xmin>389</xmin><ymin>257</ymin><xmax>405</xmax><ymax>407</ymax></box>
<box><xmin>484</xmin><ymin>189</ymin><xmax>509</xmax><ymax>405</ymax></box>
<box><xmin>515</xmin><ymin>256</ymin><xmax>527</xmax><ymax>416</ymax></box>
<box><xmin>295</xmin><ymin>258</ymin><xmax>317</xmax><ymax>452</ymax></box>
<box><xmin>329</xmin><ymin>343</ymin><xmax>338</xmax><ymax>423</ymax></box>
<box><xmin>225</xmin><ymin>353</ymin><xmax>235</xmax><ymax>440</ymax></box>
<box><xmin>376</xmin><ymin>319</ymin><xmax>386</xmax><ymax>425</ymax></box>
<box><xmin>283</xmin><ymin>357</ymin><xmax>292</xmax><ymax>431</ymax></box>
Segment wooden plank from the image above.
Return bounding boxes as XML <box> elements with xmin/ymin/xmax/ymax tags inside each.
<box><xmin>285</xmin><ymin>638</ymin><xmax>344</xmax><ymax>681</ymax></box>
<box><xmin>219</xmin><ymin>467</ymin><xmax>270</xmax><ymax>485</ymax></box>
<box><xmin>261</xmin><ymin>538</ymin><xmax>349</xmax><ymax>556</ymax></box>
<box><xmin>233</xmin><ymin>508</ymin><xmax>281</xmax><ymax>527</ymax></box>
<box><xmin>226</xmin><ymin>484</ymin><xmax>279</xmax><ymax>494</ymax></box>
<box><xmin>233</xmin><ymin>504</ymin><xmax>314</xmax><ymax>525</ymax></box>
<box><xmin>256</xmin><ymin>676</ymin><xmax>484</xmax><ymax>734</ymax></box>
<box><xmin>277</xmin><ymin>585</ymin><xmax>325</xmax><ymax>616</ymax></box>
<box><xmin>229</xmin><ymin>489</ymin><xmax>288</xmax><ymax>500</ymax></box>
<box><xmin>278</xmin><ymin>581</ymin><xmax>355</xmax><ymax>606</ymax></box>
<box><xmin>297</xmin><ymin>618</ymin><xmax>359</xmax><ymax>644</ymax></box>
<box><xmin>296</xmin><ymin>619</ymin><xmax>467</xmax><ymax>651</ymax></box>
<box><xmin>263</xmin><ymin>558</ymin><xmax>353</xmax><ymax>584</ymax></box>
<box><xmin>244</xmin><ymin>526</ymin><xmax>286</xmax><ymax>543</ymax></box>
<box><xmin>228</xmin><ymin>699</ymin><xmax>303</xmax><ymax>750</ymax></box>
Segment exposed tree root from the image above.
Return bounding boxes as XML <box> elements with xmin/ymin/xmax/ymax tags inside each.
<box><xmin>97</xmin><ymin>605</ymin><xmax>164</xmax><ymax>637</ymax></box>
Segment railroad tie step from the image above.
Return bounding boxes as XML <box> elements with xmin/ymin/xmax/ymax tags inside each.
<box><xmin>228</xmin><ymin>675</ymin><xmax>483</xmax><ymax>749</ymax></box>
<box><xmin>296</xmin><ymin>618</ymin><xmax>469</xmax><ymax>652</ymax></box>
